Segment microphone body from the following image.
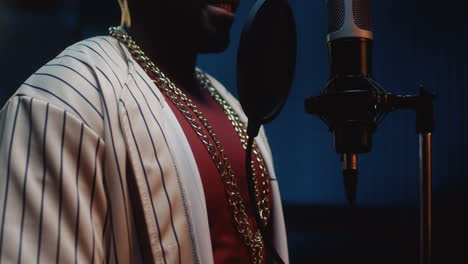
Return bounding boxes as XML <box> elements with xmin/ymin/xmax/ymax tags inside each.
<box><xmin>326</xmin><ymin>0</ymin><xmax>375</xmax><ymax>155</ymax></box>
<box><xmin>306</xmin><ymin>0</ymin><xmax>382</xmax><ymax>205</ymax></box>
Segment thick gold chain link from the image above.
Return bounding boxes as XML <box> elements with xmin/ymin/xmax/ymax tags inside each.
<box><xmin>109</xmin><ymin>26</ymin><xmax>272</xmax><ymax>264</ymax></box>
<box><xmin>198</xmin><ymin>73</ymin><xmax>272</xmax><ymax>227</ymax></box>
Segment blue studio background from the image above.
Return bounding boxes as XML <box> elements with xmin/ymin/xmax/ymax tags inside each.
<box><xmin>1</xmin><ymin>0</ymin><xmax>467</xmax><ymax>263</ymax></box>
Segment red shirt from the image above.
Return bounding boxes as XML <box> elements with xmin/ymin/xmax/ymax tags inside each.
<box><xmin>163</xmin><ymin>82</ymin><xmax>270</xmax><ymax>263</ymax></box>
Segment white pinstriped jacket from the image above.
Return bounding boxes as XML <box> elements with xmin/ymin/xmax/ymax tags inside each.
<box><xmin>0</xmin><ymin>36</ymin><xmax>288</xmax><ymax>263</ymax></box>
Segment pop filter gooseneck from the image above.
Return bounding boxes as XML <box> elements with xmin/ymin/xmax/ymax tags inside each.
<box><xmin>237</xmin><ymin>0</ymin><xmax>296</xmax><ymax>263</ymax></box>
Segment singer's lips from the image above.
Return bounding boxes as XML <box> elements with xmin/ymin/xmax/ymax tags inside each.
<box><xmin>207</xmin><ymin>0</ymin><xmax>240</xmax><ymax>14</ymax></box>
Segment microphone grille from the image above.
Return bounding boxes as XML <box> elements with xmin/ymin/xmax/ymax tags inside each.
<box><xmin>352</xmin><ymin>0</ymin><xmax>372</xmax><ymax>30</ymax></box>
<box><xmin>327</xmin><ymin>0</ymin><xmax>345</xmax><ymax>34</ymax></box>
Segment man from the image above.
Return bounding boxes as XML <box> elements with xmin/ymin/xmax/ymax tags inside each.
<box><xmin>0</xmin><ymin>0</ymin><xmax>288</xmax><ymax>263</ymax></box>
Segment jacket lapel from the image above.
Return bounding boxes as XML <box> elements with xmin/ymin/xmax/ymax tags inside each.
<box><xmin>117</xmin><ymin>61</ymin><xmax>213</xmax><ymax>263</ymax></box>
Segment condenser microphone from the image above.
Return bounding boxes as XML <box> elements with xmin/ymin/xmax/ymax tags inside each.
<box><xmin>328</xmin><ymin>0</ymin><xmax>374</xmax><ymax>206</ymax></box>
<box><xmin>306</xmin><ymin>0</ymin><xmax>386</xmax><ymax>206</ymax></box>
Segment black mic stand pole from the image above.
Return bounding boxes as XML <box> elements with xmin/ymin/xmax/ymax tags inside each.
<box><xmin>419</xmin><ymin>125</ymin><xmax>432</xmax><ymax>264</ymax></box>
<box><xmin>417</xmin><ymin>89</ymin><xmax>434</xmax><ymax>264</ymax></box>
<box><xmin>386</xmin><ymin>87</ymin><xmax>435</xmax><ymax>264</ymax></box>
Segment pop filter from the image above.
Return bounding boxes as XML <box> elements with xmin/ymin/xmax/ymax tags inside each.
<box><xmin>237</xmin><ymin>0</ymin><xmax>297</xmax><ymax>137</ymax></box>
<box><xmin>236</xmin><ymin>1</ymin><xmax>296</xmax><ymax>263</ymax></box>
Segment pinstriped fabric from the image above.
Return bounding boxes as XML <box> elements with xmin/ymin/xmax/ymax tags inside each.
<box><xmin>0</xmin><ymin>96</ymin><xmax>107</xmax><ymax>263</ymax></box>
<box><xmin>0</xmin><ymin>37</ymin><xmax>133</xmax><ymax>264</ymax></box>
<box><xmin>0</xmin><ymin>101</ymin><xmax>10</xmax><ymax>157</ymax></box>
<box><xmin>0</xmin><ymin>98</ymin><xmax>21</xmax><ymax>259</ymax></box>
<box><xmin>0</xmin><ymin>36</ymin><xmax>289</xmax><ymax>263</ymax></box>
<box><xmin>84</xmin><ymin>41</ymin><xmax>134</xmax><ymax>264</ymax></box>
<box><xmin>119</xmin><ymin>85</ymin><xmax>187</xmax><ymax>264</ymax></box>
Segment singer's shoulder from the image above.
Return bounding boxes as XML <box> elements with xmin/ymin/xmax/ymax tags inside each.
<box><xmin>53</xmin><ymin>36</ymin><xmax>132</xmax><ymax>78</ymax></box>
<box><xmin>14</xmin><ymin>35</ymin><xmax>133</xmax><ymax>101</ymax></box>
<box><xmin>8</xmin><ymin>36</ymin><xmax>134</xmax><ymax>136</ymax></box>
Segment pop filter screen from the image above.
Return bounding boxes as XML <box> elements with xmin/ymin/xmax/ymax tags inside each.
<box><xmin>237</xmin><ymin>0</ymin><xmax>297</xmax><ymax>128</ymax></box>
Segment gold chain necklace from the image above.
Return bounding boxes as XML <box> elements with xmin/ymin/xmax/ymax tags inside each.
<box><xmin>109</xmin><ymin>26</ymin><xmax>271</xmax><ymax>264</ymax></box>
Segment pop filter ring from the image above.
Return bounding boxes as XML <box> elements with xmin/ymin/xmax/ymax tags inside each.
<box><xmin>237</xmin><ymin>0</ymin><xmax>297</xmax><ymax>127</ymax></box>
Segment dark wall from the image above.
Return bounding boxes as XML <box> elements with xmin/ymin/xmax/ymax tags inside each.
<box><xmin>0</xmin><ymin>0</ymin><xmax>81</xmax><ymax>103</ymax></box>
<box><xmin>1</xmin><ymin>0</ymin><xmax>467</xmax><ymax>262</ymax></box>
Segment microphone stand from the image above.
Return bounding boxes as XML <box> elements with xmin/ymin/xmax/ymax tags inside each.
<box><xmin>305</xmin><ymin>86</ymin><xmax>436</xmax><ymax>264</ymax></box>
<box><xmin>385</xmin><ymin>87</ymin><xmax>435</xmax><ymax>264</ymax></box>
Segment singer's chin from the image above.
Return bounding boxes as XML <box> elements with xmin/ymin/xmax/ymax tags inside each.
<box><xmin>197</xmin><ymin>7</ymin><xmax>234</xmax><ymax>53</ymax></box>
